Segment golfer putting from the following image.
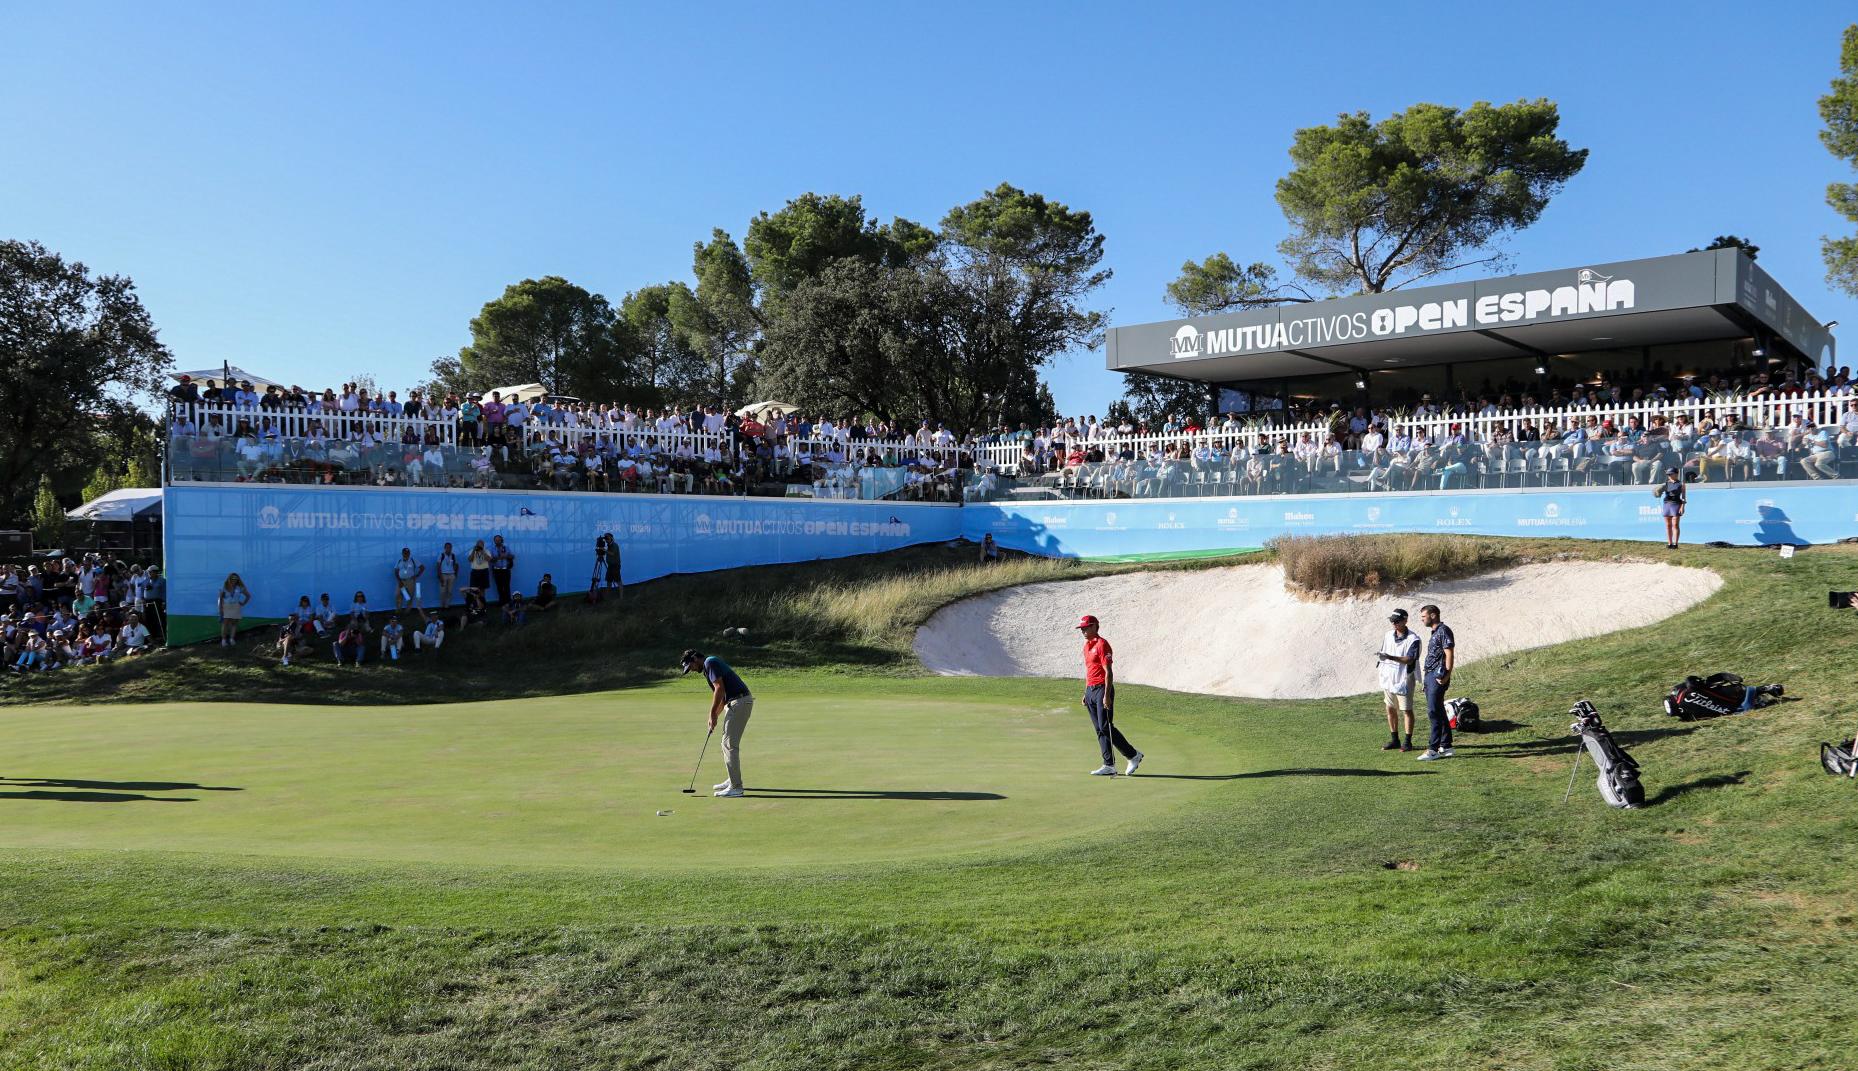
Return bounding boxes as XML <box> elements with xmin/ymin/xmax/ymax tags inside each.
<box><xmin>1076</xmin><ymin>614</ymin><xmax>1143</xmax><ymax>776</ymax></box>
<box><xmin>680</xmin><ymin>648</ymin><xmax>753</xmax><ymax>797</ymax></box>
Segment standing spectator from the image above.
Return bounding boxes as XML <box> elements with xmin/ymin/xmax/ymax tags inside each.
<box><xmin>1656</xmin><ymin>467</ymin><xmax>1687</xmax><ymax>549</ymax></box>
<box><xmin>489</xmin><ymin>534</ymin><xmax>515</xmax><ymax>605</ymax></box>
<box><xmin>217</xmin><ymin>573</ymin><xmax>250</xmax><ymax>647</ymax></box>
<box><xmin>603</xmin><ymin>532</ymin><xmax>623</xmax><ymax>593</ymax></box>
<box><xmin>392</xmin><ymin>547</ymin><xmax>425</xmax><ymax>611</ymax></box>
<box><xmin>1376</xmin><ymin>609</ymin><xmax>1421</xmax><ymax>752</ymax></box>
<box><xmin>1076</xmin><ymin>614</ymin><xmax>1143</xmax><ymax>776</ymax></box>
<box><xmin>435</xmin><ymin>541</ymin><xmax>460</xmax><ymax>609</ymax></box>
<box><xmin>1416</xmin><ymin>604</ymin><xmax>1456</xmax><ymax>761</ymax></box>
<box><xmin>380</xmin><ymin>616</ymin><xmax>405</xmax><ymax>662</ymax></box>
<box><xmin>467</xmin><ymin>539</ymin><xmax>492</xmax><ymax>597</ymax></box>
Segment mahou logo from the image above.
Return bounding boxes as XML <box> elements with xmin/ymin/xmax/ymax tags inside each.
<box><xmin>693</xmin><ymin>513</ymin><xmax>713</xmax><ymax>536</ymax></box>
<box><xmin>257</xmin><ymin>505</ymin><xmax>281</xmax><ymax>529</ymax></box>
<box><xmin>1170</xmin><ymin>324</ymin><xmax>1202</xmax><ymax>359</ymax></box>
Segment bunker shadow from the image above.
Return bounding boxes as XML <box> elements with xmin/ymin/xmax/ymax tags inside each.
<box><xmin>743</xmin><ymin>787</ymin><xmax>1005</xmax><ymax>801</ymax></box>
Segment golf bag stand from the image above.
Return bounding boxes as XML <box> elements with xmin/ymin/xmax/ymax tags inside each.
<box><xmin>1569</xmin><ymin>700</ymin><xmax>1645</xmax><ymax>809</ymax></box>
<box><xmin>1664</xmin><ymin>673</ymin><xmax>1784</xmax><ymax>721</ymax></box>
<box><xmin>1445</xmin><ymin>697</ymin><xmax>1481</xmax><ymax>733</ymax></box>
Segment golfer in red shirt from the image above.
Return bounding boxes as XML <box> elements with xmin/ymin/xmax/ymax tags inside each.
<box><xmin>1077</xmin><ymin>614</ymin><xmax>1143</xmax><ymax>776</ymax></box>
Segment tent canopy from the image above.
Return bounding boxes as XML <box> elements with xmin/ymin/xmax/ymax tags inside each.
<box><xmin>171</xmin><ymin>365</ymin><xmax>289</xmax><ymax>390</ymax></box>
<box><xmin>482</xmin><ymin>383</ymin><xmax>553</xmax><ymax>404</ymax></box>
<box><xmin>66</xmin><ymin>487</ymin><xmax>162</xmax><ymax>523</ymax></box>
<box><xmin>735</xmin><ymin>400</ymin><xmax>799</xmax><ymax>420</ymax></box>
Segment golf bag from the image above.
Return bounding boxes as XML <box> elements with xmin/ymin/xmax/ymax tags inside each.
<box><xmin>1821</xmin><ymin>738</ymin><xmax>1857</xmax><ymax>777</ymax></box>
<box><xmin>1445</xmin><ymin>697</ymin><xmax>1481</xmax><ymax>732</ymax></box>
<box><xmin>1570</xmin><ymin>700</ymin><xmax>1645</xmax><ymax>809</ymax></box>
<box><xmin>1663</xmin><ymin>673</ymin><xmax>1784</xmax><ymax>721</ymax></box>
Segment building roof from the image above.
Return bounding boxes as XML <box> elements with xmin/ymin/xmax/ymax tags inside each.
<box><xmin>1107</xmin><ymin>249</ymin><xmax>1836</xmax><ymax>384</ymax></box>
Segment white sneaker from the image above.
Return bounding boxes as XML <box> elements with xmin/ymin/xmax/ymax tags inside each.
<box><xmin>1437</xmin><ymin>748</ymin><xmax>1456</xmax><ymax>758</ymax></box>
<box><xmin>1125</xmin><ymin>752</ymin><xmax>1145</xmax><ymax>776</ymax></box>
<box><xmin>1417</xmin><ymin>750</ymin><xmax>1441</xmax><ymax>761</ymax></box>
<box><xmin>714</xmin><ymin>781</ymin><xmax>732</xmax><ymax>792</ymax></box>
<box><xmin>280</xmin><ymin>657</ymin><xmax>289</xmax><ymax>667</ymax></box>
<box><xmin>713</xmin><ymin>786</ymin><xmax>744</xmax><ymax>797</ymax></box>
<box><xmin>1088</xmin><ymin>765</ymin><xmax>1117</xmax><ymax>776</ymax></box>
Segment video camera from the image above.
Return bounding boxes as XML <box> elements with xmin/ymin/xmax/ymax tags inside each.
<box><xmin>1831</xmin><ymin>591</ymin><xmax>1856</xmax><ymax>609</ymax></box>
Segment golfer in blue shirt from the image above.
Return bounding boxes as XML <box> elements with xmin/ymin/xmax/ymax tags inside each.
<box><xmin>1416</xmin><ymin>604</ymin><xmax>1457</xmax><ymax>761</ymax></box>
<box><xmin>681</xmin><ymin>648</ymin><xmax>753</xmax><ymax>797</ymax></box>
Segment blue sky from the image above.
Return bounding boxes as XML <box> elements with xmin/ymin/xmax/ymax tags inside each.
<box><xmin>5</xmin><ymin>1</ymin><xmax>1855</xmax><ymax>415</ymax></box>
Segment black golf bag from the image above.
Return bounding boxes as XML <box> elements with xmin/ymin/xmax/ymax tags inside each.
<box><xmin>1663</xmin><ymin>673</ymin><xmax>1784</xmax><ymax>721</ymax></box>
<box><xmin>1570</xmin><ymin>700</ymin><xmax>1645</xmax><ymax>809</ymax></box>
<box><xmin>1821</xmin><ymin>738</ymin><xmax>1857</xmax><ymax>778</ymax></box>
<box><xmin>1445</xmin><ymin>697</ymin><xmax>1481</xmax><ymax>732</ymax></box>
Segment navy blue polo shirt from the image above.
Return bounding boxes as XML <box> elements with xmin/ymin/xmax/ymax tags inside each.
<box><xmin>1425</xmin><ymin>623</ymin><xmax>1455</xmax><ymax>676</ymax></box>
<box><xmin>704</xmin><ymin>656</ymin><xmax>751</xmax><ymax>700</ymax></box>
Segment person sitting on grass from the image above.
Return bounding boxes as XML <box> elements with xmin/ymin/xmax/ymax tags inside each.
<box><xmin>411</xmin><ymin>609</ymin><xmax>444</xmax><ymax>654</ymax></box>
<box><xmin>333</xmin><ymin>614</ymin><xmax>370</xmax><ymax>666</ymax></box>
<box><xmin>380</xmin><ymin>616</ymin><xmax>405</xmax><ymax>662</ymax></box>
<box><xmin>79</xmin><ymin>624</ymin><xmax>114</xmax><ymax>665</ymax></box>
<box><xmin>457</xmin><ymin>586</ymin><xmax>489</xmax><ymax>630</ymax></box>
<box><xmin>532</xmin><ymin>574</ymin><xmax>556</xmax><ymax>611</ymax></box>
<box><xmin>118</xmin><ymin>612</ymin><xmax>151</xmax><ymax>656</ymax></box>
<box><xmin>276</xmin><ymin>613</ymin><xmax>302</xmax><ymax>667</ymax></box>
<box><xmin>502</xmin><ymin>591</ymin><xmax>528</xmax><ymax>627</ymax></box>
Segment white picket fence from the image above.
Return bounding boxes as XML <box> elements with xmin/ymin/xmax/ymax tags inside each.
<box><xmin>978</xmin><ymin>391</ymin><xmax>1856</xmax><ymax>474</ymax></box>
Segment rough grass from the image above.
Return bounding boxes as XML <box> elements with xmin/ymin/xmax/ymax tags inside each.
<box><xmin>4</xmin><ymin>538</ymin><xmax>1858</xmax><ymax>1069</ymax></box>
<box><xmin>1270</xmin><ymin>532</ymin><xmax>1520</xmax><ymax>594</ymax></box>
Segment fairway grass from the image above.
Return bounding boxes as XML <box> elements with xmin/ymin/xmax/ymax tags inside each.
<box><xmin>2</xmin><ymin>539</ymin><xmax>1857</xmax><ymax>1069</ymax></box>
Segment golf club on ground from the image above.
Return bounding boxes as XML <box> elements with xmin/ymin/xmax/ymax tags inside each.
<box><xmin>681</xmin><ymin>726</ymin><xmax>715</xmax><ymax>794</ymax></box>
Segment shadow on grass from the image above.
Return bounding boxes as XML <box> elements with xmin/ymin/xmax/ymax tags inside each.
<box><xmin>0</xmin><ymin>777</ymin><xmax>242</xmax><ymax>792</ymax></box>
<box><xmin>1646</xmin><ymin>770</ymin><xmax>1751</xmax><ymax>806</ymax></box>
<box><xmin>0</xmin><ymin>790</ymin><xmax>196</xmax><ymax>803</ymax></box>
<box><xmin>1469</xmin><ymin>719</ymin><xmax>1528</xmax><ymax>734</ymax></box>
<box><xmin>1461</xmin><ymin>725</ymin><xmax>1699</xmax><ymax>758</ymax></box>
<box><xmin>1140</xmin><ymin>768</ymin><xmax>1437</xmax><ymax>781</ymax></box>
<box><xmin>743</xmin><ymin>787</ymin><xmax>1005</xmax><ymax>801</ymax></box>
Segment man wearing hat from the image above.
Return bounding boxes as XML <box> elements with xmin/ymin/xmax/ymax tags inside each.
<box><xmin>680</xmin><ymin>648</ymin><xmax>753</xmax><ymax>797</ymax></box>
<box><xmin>1376</xmin><ymin>609</ymin><xmax>1422</xmax><ymax>751</ymax></box>
<box><xmin>1076</xmin><ymin>614</ymin><xmax>1142</xmax><ymax>776</ymax></box>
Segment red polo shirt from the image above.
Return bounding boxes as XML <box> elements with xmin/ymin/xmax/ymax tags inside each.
<box><xmin>1083</xmin><ymin>635</ymin><xmax>1113</xmax><ymax>686</ymax></box>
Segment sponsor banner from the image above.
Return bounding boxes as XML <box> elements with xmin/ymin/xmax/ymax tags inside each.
<box><xmin>166</xmin><ymin>485</ymin><xmax>961</xmax><ymax>641</ymax></box>
<box><xmin>968</xmin><ymin>485</ymin><xmax>1857</xmax><ymax>558</ymax></box>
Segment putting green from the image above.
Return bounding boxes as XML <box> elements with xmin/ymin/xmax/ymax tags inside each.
<box><xmin>0</xmin><ymin>678</ymin><xmax>1235</xmax><ymax>870</ymax></box>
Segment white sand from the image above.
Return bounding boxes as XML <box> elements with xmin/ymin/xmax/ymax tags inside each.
<box><xmin>914</xmin><ymin>561</ymin><xmax>1721</xmax><ymax>699</ymax></box>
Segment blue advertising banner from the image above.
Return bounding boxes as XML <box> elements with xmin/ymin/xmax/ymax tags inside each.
<box><xmin>164</xmin><ymin>485</ymin><xmax>962</xmax><ymax>642</ymax></box>
<box><xmin>966</xmin><ymin>484</ymin><xmax>1858</xmax><ymax>559</ymax></box>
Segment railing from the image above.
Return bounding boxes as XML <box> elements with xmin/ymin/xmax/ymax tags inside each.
<box><xmin>978</xmin><ymin>390</ymin><xmax>1858</xmax><ymax>475</ymax></box>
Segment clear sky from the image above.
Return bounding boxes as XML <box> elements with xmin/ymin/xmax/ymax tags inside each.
<box><xmin>5</xmin><ymin>1</ymin><xmax>1855</xmax><ymax>416</ymax></box>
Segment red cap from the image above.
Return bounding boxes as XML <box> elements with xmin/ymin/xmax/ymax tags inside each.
<box><xmin>1075</xmin><ymin>614</ymin><xmax>1099</xmax><ymax>630</ymax></box>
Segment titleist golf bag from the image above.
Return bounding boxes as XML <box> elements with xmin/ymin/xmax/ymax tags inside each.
<box><xmin>1821</xmin><ymin>738</ymin><xmax>1857</xmax><ymax>778</ymax></box>
<box><xmin>1445</xmin><ymin>697</ymin><xmax>1481</xmax><ymax>732</ymax></box>
<box><xmin>1663</xmin><ymin>673</ymin><xmax>1784</xmax><ymax>721</ymax></box>
<box><xmin>1569</xmin><ymin>700</ymin><xmax>1645</xmax><ymax>809</ymax></box>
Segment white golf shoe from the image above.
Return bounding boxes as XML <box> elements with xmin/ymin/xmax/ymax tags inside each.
<box><xmin>1125</xmin><ymin>751</ymin><xmax>1144</xmax><ymax>776</ymax></box>
<box><xmin>713</xmin><ymin>785</ymin><xmax>744</xmax><ymax>797</ymax></box>
<box><xmin>1088</xmin><ymin>765</ymin><xmax>1117</xmax><ymax>776</ymax></box>
<box><xmin>714</xmin><ymin>781</ymin><xmax>732</xmax><ymax>792</ymax></box>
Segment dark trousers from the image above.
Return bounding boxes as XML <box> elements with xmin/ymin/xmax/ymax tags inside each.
<box><xmin>1083</xmin><ymin>685</ymin><xmax>1137</xmax><ymax>766</ymax></box>
<box><xmin>491</xmin><ymin>568</ymin><xmax>512</xmax><ymax>605</ymax></box>
<box><xmin>1425</xmin><ymin>673</ymin><xmax>1452</xmax><ymax>751</ymax></box>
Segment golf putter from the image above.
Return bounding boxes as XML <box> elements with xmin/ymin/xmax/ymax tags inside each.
<box><xmin>681</xmin><ymin>727</ymin><xmax>715</xmax><ymax>794</ymax></box>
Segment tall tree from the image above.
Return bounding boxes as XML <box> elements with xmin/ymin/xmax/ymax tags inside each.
<box><xmin>1822</xmin><ymin>24</ymin><xmax>1858</xmax><ymax>297</ymax></box>
<box><xmin>744</xmin><ymin>193</ymin><xmax>930</xmax><ymax>307</ymax></box>
<box><xmin>1275</xmin><ymin>100</ymin><xmax>1587</xmax><ymax>293</ymax></box>
<box><xmin>754</xmin><ymin>258</ymin><xmax>929</xmax><ymax>423</ymax></box>
<box><xmin>1166</xmin><ymin>254</ymin><xmax>1311</xmax><ymax>313</ymax></box>
<box><xmin>0</xmin><ymin>239</ymin><xmax>171</xmax><ymax>520</ymax></box>
<box><xmin>671</xmin><ymin>230</ymin><xmax>760</xmax><ymax>404</ymax></box>
<box><xmin>1690</xmin><ymin>235</ymin><xmax>1760</xmax><ymax>260</ymax></box>
<box><xmin>615</xmin><ymin>283</ymin><xmax>706</xmax><ymax>405</ymax></box>
<box><xmin>453</xmin><ymin>276</ymin><xmax>621</xmax><ymax>397</ymax></box>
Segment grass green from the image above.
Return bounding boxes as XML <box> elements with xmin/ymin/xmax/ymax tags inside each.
<box><xmin>2</xmin><ymin>538</ymin><xmax>1857</xmax><ymax>1069</ymax></box>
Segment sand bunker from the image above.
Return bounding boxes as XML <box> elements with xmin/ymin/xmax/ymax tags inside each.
<box><xmin>914</xmin><ymin>561</ymin><xmax>1721</xmax><ymax>699</ymax></box>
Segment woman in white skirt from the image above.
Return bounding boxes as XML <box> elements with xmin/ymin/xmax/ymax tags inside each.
<box><xmin>217</xmin><ymin>572</ymin><xmax>250</xmax><ymax>646</ymax></box>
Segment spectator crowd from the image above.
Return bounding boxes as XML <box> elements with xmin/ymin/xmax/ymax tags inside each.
<box><xmin>2</xmin><ymin>555</ymin><xmax>163</xmax><ymax>673</ymax></box>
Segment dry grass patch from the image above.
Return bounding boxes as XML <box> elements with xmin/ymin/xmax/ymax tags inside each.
<box><xmin>1269</xmin><ymin>533</ymin><xmax>1519</xmax><ymax>595</ymax></box>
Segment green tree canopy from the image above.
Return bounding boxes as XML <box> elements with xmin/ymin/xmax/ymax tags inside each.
<box><xmin>453</xmin><ymin>276</ymin><xmax>621</xmax><ymax>398</ymax></box>
<box><xmin>1821</xmin><ymin>24</ymin><xmax>1858</xmax><ymax>297</ymax></box>
<box><xmin>744</xmin><ymin>193</ymin><xmax>932</xmax><ymax>307</ymax></box>
<box><xmin>0</xmin><ymin>239</ymin><xmax>171</xmax><ymax>521</ymax></box>
<box><xmin>671</xmin><ymin>230</ymin><xmax>760</xmax><ymax>405</ymax></box>
<box><xmin>1691</xmin><ymin>235</ymin><xmax>1760</xmax><ymax>261</ymax></box>
<box><xmin>1275</xmin><ymin>99</ymin><xmax>1587</xmax><ymax>293</ymax></box>
<box><xmin>614</xmin><ymin>283</ymin><xmax>706</xmax><ymax>407</ymax></box>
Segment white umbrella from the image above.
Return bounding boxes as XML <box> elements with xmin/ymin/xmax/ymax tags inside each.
<box><xmin>170</xmin><ymin>364</ymin><xmax>289</xmax><ymax>389</ymax></box>
<box><xmin>735</xmin><ymin>400</ymin><xmax>800</xmax><ymax>420</ymax></box>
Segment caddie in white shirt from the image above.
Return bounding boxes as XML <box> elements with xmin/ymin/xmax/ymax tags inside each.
<box><xmin>1376</xmin><ymin>608</ymin><xmax>1422</xmax><ymax>752</ymax></box>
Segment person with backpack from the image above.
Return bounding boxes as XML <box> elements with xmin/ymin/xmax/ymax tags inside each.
<box><xmin>391</xmin><ymin>548</ymin><xmax>425</xmax><ymax>611</ymax></box>
<box><xmin>1376</xmin><ymin>608</ymin><xmax>1421</xmax><ymax>752</ymax></box>
<box><xmin>435</xmin><ymin>542</ymin><xmax>460</xmax><ymax>610</ymax></box>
